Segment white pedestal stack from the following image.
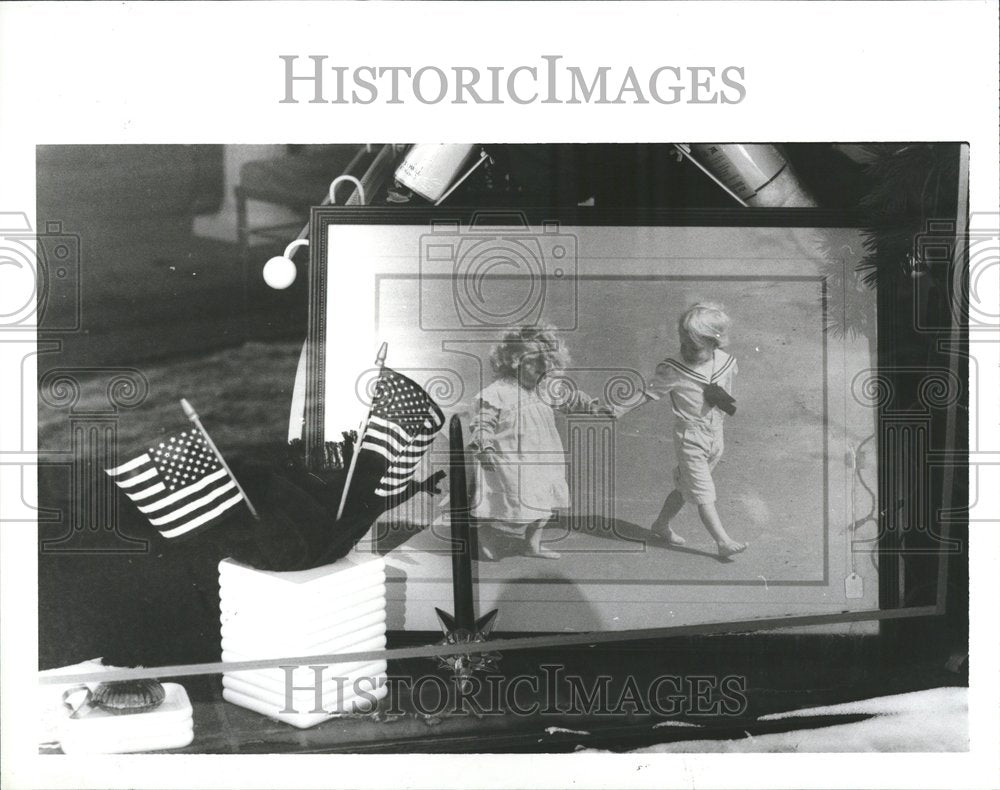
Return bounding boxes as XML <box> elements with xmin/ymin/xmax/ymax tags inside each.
<box><xmin>218</xmin><ymin>554</ymin><xmax>389</xmax><ymax>729</ymax></box>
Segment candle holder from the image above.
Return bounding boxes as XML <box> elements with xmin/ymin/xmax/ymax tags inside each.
<box><xmin>432</xmin><ymin>416</ymin><xmax>499</xmax><ymax>691</ymax></box>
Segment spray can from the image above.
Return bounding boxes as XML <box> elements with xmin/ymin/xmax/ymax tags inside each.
<box><xmin>394</xmin><ymin>144</ymin><xmax>478</xmax><ymax>203</ymax></box>
<box><xmin>688</xmin><ymin>144</ymin><xmax>816</xmax><ymax>207</ymax></box>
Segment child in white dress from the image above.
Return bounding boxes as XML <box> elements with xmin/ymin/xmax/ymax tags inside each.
<box><xmin>620</xmin><ymin>303</ymin><xmax>747</xmax><ymax>559</ymax></box>
<box><xmin>469</xmin><ymin>326</ymin><xmax>609</xmax><ymax>560</ymax></box>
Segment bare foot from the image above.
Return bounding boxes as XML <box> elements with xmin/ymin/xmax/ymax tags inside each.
<box><xmin>525</xmin><ymin>547</ymin><xmax>561</xmax><ymax>560</ymax></box>
<box><xmin>652</xmin><ymin>526</ymin><xmax>686</xmax><ymax>546</ymax></box>
<box><xmin>665</xmin><ymin>529</ymin><xmax>686</xmax><ymax>546</ymax></box>
<box><xmin>526</xmin><ymin>522</ymin><xmax>561</xmax><ymax>559</ymax></box>
<box><xmin>478</xmin><ymin>542</ymin><xmax>498</xmax><ymax>562</ymax></box>
<box><xmin>717</xmin><ymin>540</ymin><xmax>747</xmax><ymax>559</ymax></box>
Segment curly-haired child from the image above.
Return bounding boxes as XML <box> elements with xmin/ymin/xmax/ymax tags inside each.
<box><xmin>619</xmin><ymin>303</ymin><xmax>747</xmax><ymax>559</ymax></box>
<box><xmin>469</xmin><ymin>326</ymin><xmax>610</xmax><ymax>560</ymax></box>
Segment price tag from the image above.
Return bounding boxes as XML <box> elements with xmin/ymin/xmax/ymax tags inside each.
<box><xmin>845</xmin><ymin>573</ymin><xmax>864</xmax><ymax>599</ymax></box>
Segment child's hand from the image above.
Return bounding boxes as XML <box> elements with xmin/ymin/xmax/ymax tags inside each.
<box><xmin>476</xmin><ymin>448</ymin><xmax>499</xmax><ymax>471</ymax></box>
<box><xmin>586</xmin><ymin>399</ymin><xmax>617</xmax><ymax>418</ymax></box>
<box><xmin>416</xmin><ymin>470</ymin><xmax>446</xmax><ymax>495</ymax></box>
<box><xmin>584</xmin><ymin>398</ymin><xmax>616</xmax><ymax>418</ymax></box>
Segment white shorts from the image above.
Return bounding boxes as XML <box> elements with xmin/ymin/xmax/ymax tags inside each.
<box><xmin>672</xmin><ymin>424</ymin><xmax>724</xmax><ymax>505</ymax></box>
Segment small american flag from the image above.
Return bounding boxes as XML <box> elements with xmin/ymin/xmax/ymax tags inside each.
<box><xmin>360</xmin><ymin>368</ymin><xmax>445</xmax><ymax>497</ymax></box>
<box><xmin>105</xmin><ymin>429</ymin><xmax>245</xmax><ymax>539</ymax></box>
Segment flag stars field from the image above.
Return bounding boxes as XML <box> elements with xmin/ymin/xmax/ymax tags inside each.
<box><xmin>356</xmin><ymin>368</ymin><xmax>446</xmax><ymax>499</ymax></box>
<box><xmin>107</xmin><ymin>427</ymin><xmax>244</xmax><ymax>537</ymax></box>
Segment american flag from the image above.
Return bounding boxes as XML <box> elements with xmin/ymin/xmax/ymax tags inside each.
<box><xmin>360</xmin><ymin>368</ymin><xmax>445</xmax><ymax>497</ymax></box>
<box><xmin>105</xmin><ymin>429</ymin><xmax>245</xmax><ymax>539</ymax></box>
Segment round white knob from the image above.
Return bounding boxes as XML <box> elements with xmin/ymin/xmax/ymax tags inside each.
<box><xmin>263</xmin><ymin>255</ymin><xmax>297</xmax><ymax>289</ymax></box>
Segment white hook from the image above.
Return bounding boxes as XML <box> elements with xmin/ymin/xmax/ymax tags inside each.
<box><xmin>330</xmin><ymin>175</ymin><xmax>365</xmax><ymax>205</ymax></box>
<box><xmin>263</xmin><ymin>239</ymin><xmax>309</xmax><ymax>290</ymax></box>
<box><xmin>283</xmin><ymin>238</ymin><xmax>309</xmax><ymax>259</ymax></box>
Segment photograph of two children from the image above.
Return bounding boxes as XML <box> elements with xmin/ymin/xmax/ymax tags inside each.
<box><xmin>312</xmin><ymin>207</ymin><xmax>878</xmax><ymax>632</ymax></box>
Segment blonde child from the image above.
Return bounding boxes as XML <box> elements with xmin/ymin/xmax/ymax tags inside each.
<box><xmin>623</xmin><ymin>303</ymin><xmax>747</xmax><ymax>559</ymax></box>
<box><xmin>469</xmin><ymin>326</ymin><xmax>609</xmax><ymax>560</ymax></box>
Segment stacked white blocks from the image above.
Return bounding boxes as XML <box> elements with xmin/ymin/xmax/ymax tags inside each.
<box><xmin>218</xmin><ymin>554</ymin><xmax>389</xmax><ymax>729</ymax></box>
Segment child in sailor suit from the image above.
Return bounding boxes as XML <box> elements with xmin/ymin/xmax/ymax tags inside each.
<box><xmin>620</xmin><ymin>303</ymin><xmax>747</xmax><ymax>559</ymax></box>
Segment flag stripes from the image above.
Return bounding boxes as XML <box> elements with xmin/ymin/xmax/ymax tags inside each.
<box><xmin>106</xmin><ymin>454</ymin><xmax>151</xmax><ymax>476</ymax></box>
<box><xmin>159</xmin><ymin>492</ymin><xmax>245</xmax><ymax>539</ymax></box>
<box><xmin>135</xmin><ymin>468</ymin><xmax>228</xmax><ymax>513</ymax></box>
<box><xmin>117</xmin><ymin>467</ymin><xmax>158</xmax><ymax>488</ymax></box>
<box><xmin>106</xmin><ymin>429</ymin><xmax>245</xmax><ymax>539</ymax></box>
<box><xmin>147</xmin><ymin>481</ymin><xmax>237</xmax><ymax>527</ymax></box>
<box><xmin>129</xmin><ymin>482</ymin><xmax>166</xmax><ymax>501</ymax></box>
<box><xmin>355</xmin><ymin>369</ymin><xmax>445</xmax><ymax>499</ymax></box>
<box><xmin>376</xmin><ymin>436</ymin><xmax>438</xmax><ymax>495</ymax></box>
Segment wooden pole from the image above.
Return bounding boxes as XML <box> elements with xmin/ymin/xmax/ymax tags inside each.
<box><xmin>335</xmin><ymin>342</ymin><xmax>388</xmax><ymax>521</ymax></box>
<box><xmin>180</xmin><ymin>398</ymin><xmax>259</xmax><ymax>520</ymax></box>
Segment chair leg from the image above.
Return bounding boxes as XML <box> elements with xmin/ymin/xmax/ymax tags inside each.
<box><xmin>235</xmin><ymin>185</ymin><xmax>249</xmax><ymax>271</ymax></box>
<box><xmin>234</xmin><ymin>185</ymin><xmax>252</xmax><ymax>338</ymax></box>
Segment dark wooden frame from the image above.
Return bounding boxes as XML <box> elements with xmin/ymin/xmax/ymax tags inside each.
<box><xmin>305</xmin><ymin>204</ymin><xmax>963</xmax><ymax>644</ymax></box>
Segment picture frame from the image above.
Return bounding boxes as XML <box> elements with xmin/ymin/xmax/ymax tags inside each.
<box><xmin>305</xmin><ymin>204</ymin><xmax>963</xmax><ymax>637</ymax></box>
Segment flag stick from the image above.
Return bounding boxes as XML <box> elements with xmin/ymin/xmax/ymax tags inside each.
<box><xmin>180</xmin><ymin>398</ymin><xmax>259</xmax><ymax>520</ymax></box>
<box><xmin>336</xmin><ymin>342</ymin><xmax>388</xmax><ymax>521</ymax></box>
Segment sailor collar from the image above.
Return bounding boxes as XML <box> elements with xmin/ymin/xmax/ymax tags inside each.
<box><xmin>662</xmin><ymin>353</ymin><xmax>735</xmax><ymax>385</ymax></box>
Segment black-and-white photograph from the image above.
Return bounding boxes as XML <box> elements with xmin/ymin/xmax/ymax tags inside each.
<box><xmin>30</xmin><ymin>141</ymin><xmax>970</xmax><ymax>750</ymax></box>
<box><xmin>2</xmin><ymin>1</ymin><xmax>996</xmax><ymax>784</ymax></box>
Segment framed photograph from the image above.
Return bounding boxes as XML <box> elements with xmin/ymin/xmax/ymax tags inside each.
<box><xmin>305</xmin><ymin>200</ymin><xmax>962</xmax><ymax>635</ymax></box>
<box><xmin>3</xmin><ymin>0</ymin><xmax>994</xmax><ymax>778</ymax></box>
<box><xmin>30</xmin><ymin>139</ymin><xmax>971</xmax><ymax>761</ymax></box>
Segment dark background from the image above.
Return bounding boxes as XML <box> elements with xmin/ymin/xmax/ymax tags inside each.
<box><xmin>35</xmin><ymin>145</ymin><xmax>966</xmax><ymax>721</ymax></box>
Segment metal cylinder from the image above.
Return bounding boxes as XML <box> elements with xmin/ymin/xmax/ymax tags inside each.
<box><xmin>395</xmin><ymin>144</ymin><xmax>478</xmax><ymax>203</ymax></box>
<box><xmin>689</xmin><ymin>144</ymin><xmax>816</xmax><ymax>207</ymax></box>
